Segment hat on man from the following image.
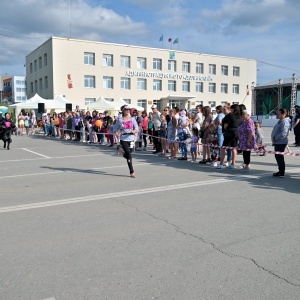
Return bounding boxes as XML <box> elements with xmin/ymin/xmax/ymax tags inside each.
<box><xmin>151</xmin><ymin>104</ymin><xmax>157</xmax><ymax>109</ymax></box>
<box><xmin>122</xmin><ymin>105</ymin><xmax>131</xmax><ymax>110</ymax></box>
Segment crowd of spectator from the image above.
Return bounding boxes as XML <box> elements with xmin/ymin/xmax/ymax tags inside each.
<box><xmin>9</xmin><ymin>103</ymin><xmax>300</xmax><ymax>177</ymax></box>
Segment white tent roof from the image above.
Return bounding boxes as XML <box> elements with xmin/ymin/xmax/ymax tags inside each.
<box><xmin>87</xmin><ymin>96</ymin><xmax>118</xmax><ymax>111</ymax></box>
<box><xmin>114</xmin><ymin>98</ymin><xmax>145</xmax><ymax>111</ymax></box>
<box><xmin>8</xmin><ymin>93</ymin><xmax>84</xmax><ymax>115</ymax></box>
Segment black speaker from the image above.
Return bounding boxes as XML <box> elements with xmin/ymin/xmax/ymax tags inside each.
<box><xmin>66</xmin><ymin>103</ymin><xmax>72</xmax><ymax>112</ymax></box>
<box><xmin>38</xmin><ymin>103</ymin><xmax>45</xmax><ymax>113</ymax></box>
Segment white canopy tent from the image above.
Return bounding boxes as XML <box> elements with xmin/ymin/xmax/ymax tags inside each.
<box><xmin>8</xmin><ymin>93</ymin><xmax>83</xmax><ymax>116</ymax></box>
<box><xmin>113</xmin><ymin>98</ymin><xmax>145</xmax><ymax>111</ymax></box>
<box><xmin>87</xmin><ymin>97</ymin><xmax>118</xmax><ymax>111</ymax></box>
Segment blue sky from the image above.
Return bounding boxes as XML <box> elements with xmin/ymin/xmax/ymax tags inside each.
<box><xmin>1</xmin><ymin>0</ymin><xmax>300</xmax><ymax>85</ymax></box>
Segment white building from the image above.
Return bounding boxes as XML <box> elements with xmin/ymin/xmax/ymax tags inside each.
<box><xmin>13</xmin><ymin>76</ymin><xmax>27</xmax><ymax>103</ymax></box>
<box><xmin>2</xmin><ymin>75</ymin><xmax>27</xmax><ymax>103</ymax></box>
<box><xmin>25</xmin><ymin>36</ymin><xmax>256</xmax><ymax>111</ymax></box>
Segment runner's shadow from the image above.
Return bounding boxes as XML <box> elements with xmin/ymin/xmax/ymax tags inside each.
<box><xmin>40</xmin><ymin>166</ymin><xmax>130</xmax><ymax>178</ymax></box>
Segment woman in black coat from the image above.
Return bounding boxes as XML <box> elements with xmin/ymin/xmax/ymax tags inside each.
<box><xmin>0</xmin><ymin>113</ymin><xmax>16</xmax><ymax>150</ymax></box>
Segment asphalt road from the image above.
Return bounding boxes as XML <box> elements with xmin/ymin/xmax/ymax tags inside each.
<box><xmin>0</xmin><ymin>129</ymin><xmax>300</xmax><ymax>300</ymax></box>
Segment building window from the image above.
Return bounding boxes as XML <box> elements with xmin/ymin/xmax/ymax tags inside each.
<box><xmin>44</xmin><ymin>53</ymin><xmax>47</xmax><ymax>66</ymax></box>
<box><xmin>182</xmin><ymin>81</ymin><xmax>190</xmax><ymax>92</ymax></box>
<box><xmin>137</xmin><ymin>99</ymin><xmax>147</xmax><ymax>109</ymax></box>
<box><xmin>121</xmin><ymin>77</ymin><xmax>130</xmax><ymax>89</ymax></box>
<box><xmin>153</xmin><ymin>79</ymin><xmax>162</xmax><ymax>91</ymax></box>
<box><xmin>30</xmin><ymin>63</ymin><xmax>33</xmax><ymax>74</ymax></box>
<box><xmin>168</xmin><ymin>80</ymin><xmax>176</xmax><ymax>92</ymax></box>
<box><xmin>221</xmin><ymin>101</ymin><xmax>228</xmax><ymax>106</ymax></box>
<box><xmin>84</xmin><ymin>52</ymin><xmax>95</xmax><ymax>65</ymax></box>
<box><xmin>84</xmin><ymin>75</ymin><xmax>95</xmax><ymax>88</ymax></box>
<box><xmin>39</xmin><ymin>78</ymin><xmax>43</xmax><ymax>90</ymax></box>
<box><xmin>103</xmin><ymin>76</ymin><xmax>113</xmax><ymax>89</ymax></box>
<box><xmin>30</xmin><ymin>82</ymin><xmax>33</xmax><ymax>93</ymax></box>
<box><xmin>209</xmin><ymin>64</ymin><xmax>216</xmax><ymax>75</ymax></box>
<box><xmin>233</xmin><ymin>66</ymin><xmax>240</xmax><ymax>76</ymax></box>
<box><xmin>137</xmin><ymin>78</ymin><xmax>146</xmax><ymax>90</ymax></box>
<box><xmin>137</xmin><ymin>57</ymin><xmax>146</xmax><ymax>69</ymax></box>
<box><xmin>85</xmin><ymin>98</ymin><xmax>96</xmax><ymax>105</ymax></box>
<box><xmin>16</xmin><ymin>96</ymin><xmax>22</xmax><ymax>101</ymax></box>
<box><xmin>106</xmin><ymin>98</ymin><xmax>114</xmax><ymax>102</ymax></box>
<box><xmin>22</xmin><ymin>88</ymin><xmax>26</xmax><ymax>92</ymax></box>
<box><xmin>232</xmin><ymin>101</ymin><xmax>239</xmax><ymax>104</ymax></box>
<box><xmin>196</xmin><ymin>82</ymin><xmax>203</xmax><ymax>92</ymax></box>
<box><xmin>209</xmin><ymin>83</ymin><xmax>216</xmax><ymax>93</ymax></box>
<box><xmin>221</xmin><ymin>83</ymin><xmax>228</xmax><ymax>93</ymax></box>
<box><xmin>121</xmin><ymin>55</ymin><xmax>130</xmax><ymax>68</ymax></box>
<box><xmin>168</xmin><ymin>60</ymin><xmax>176</xmax><ymax>72</ymax></box>
<box><xmin>209</xmin><ymin>101</ymin><xmax>216</xmax><ymax>108</ymax></box>
<box><xmin>44</xmin><ymin>76</ymin><xmax>48</xmax><ymax>89</ymax></box>
<box><xmin>16</xmin><ymin>88</ymin><xmax>22</xmax><ymax>92</ymax></box>
<box><xmin>153</xmin><ymin>100</ymin><xmax>161</xmax><ymax>110</ymax></box>
<box><xmin>39</xmin><ymin>57</ymin><xmax>42</xmax><ymax>69</ymax></box>
<box><xmin>169</xmin><ymin>100</ymin><xmax>184</xmax><ymax>108</ymax></box>
<box><xmin>103</xmin><ymin>54</ymin><xmax>113</xmax><ymax>67</ymax></box>
<box><xmin>34</xmin><ymin>60</ymin><xmax>37</xmax><ymax>72</ymax></box>
<box><xmin>232</xmin><ymin>84</ymin><xmax>239</xmax><ymax>94</ymax></box>
<box><xmin>195</xmin><ymin>101</ymin><xmax>203</xmax><ymax>106</ymax></box>
<box><xmin>34</xmin><ymin>80</ymin><xmax>38</xmax><ymax>92</ymax></box>
<box><xmin>124</xmin><ymin>99</ymin><xmax>131</xmax><ymax>104</ymax></box>
<box><xmin>22</xmin><ymin>96</ymin><xmax>26</xmax><ymax>101</ymax></box>
<box><xmin>196</xmin><ymin>63</ymin><xmax>204</xmax><ymax>74</ymax></box>
<box><xmin>221</xmin><ymin>65</ymin><xmax>228</xmax><ymax>76</ymax></box>
<box><xmin>182</xmin><ymin>61</ymin><xmax>190</xmax><ymax>72</ymax></box>
<box><xmin>153</xmin><ymin>58</ymin><xmax>162</xmax><ymax>70</ymax></box>
<box><xmin>16</xmin><ymin>80</ymin><xmax>22</xmax><ymax>85</ymax></box>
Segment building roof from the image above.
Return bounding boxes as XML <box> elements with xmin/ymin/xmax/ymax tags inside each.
<box><xmin>256</xmin><ymin>77</ymin><xmax>299</xmax><ymax>89</ymax></box>
<box><xmin>26</xmin><ymin>36</ymin><xmax>256</xmax><ymax>63</ymax></box>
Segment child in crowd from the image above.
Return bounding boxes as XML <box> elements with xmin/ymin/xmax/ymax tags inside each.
<box><xmin>255</xmin><ymin>121</ymin><xmax>269</xmax><ymax>155</ymax></box>
<box><xmin>255</xmin><ymin>122</ymin><xmax>264</xmax><ymax>145</ymax></box>
<box><xmin>108</xmin><ymin>119</ymin><xmax>114</xmax><ymax>147</ymax></box>
<box><xmin>159</xmin><ymin>114</ymin><xmax>168</xmax><ymax>156</ymax></box>
<box><xmin>135</xmin><ymin>111</ymin><xmax>144</xmax><ymax>151</ymax></box>
<box><xmin>207</xmin><ymin>123</ymin><xmax>219</xmax><ymax>166</ymax></box>
<box><xmin>190</xmin><ymin>127</ymin><xmax>199</xmax><ymax>162</ymax></box>
<box><xmin>177</xmin><ymin>110</ymin><xmax>189</xmax><ymax>160</ymax></box>
<box><xmin>86</xmin><ymin>120</ymin><xmax>94</xmax><ymax>144</ymax></box>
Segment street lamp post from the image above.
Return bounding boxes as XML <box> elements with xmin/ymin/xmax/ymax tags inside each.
<box><xmin>251</xmin><ymin>82</ymin><xmax>256</xmax><ymax>116</ymax></box>
<box><xmin>291</xmin><ymin>74</ymin><xmax>297</xmax><ymax>116</ymax></box>
<box><xmin>278</xmin><ymin>79</ymin><xmax>283</xmax><ymax>109</ymax></box>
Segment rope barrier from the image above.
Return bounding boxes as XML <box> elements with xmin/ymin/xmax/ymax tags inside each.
<box><xmin>37</xmin><ymin>125</ymin><xmax>300</xmax><ymax>157</ymax></box>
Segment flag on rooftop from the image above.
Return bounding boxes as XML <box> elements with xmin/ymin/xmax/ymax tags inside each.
<box><xmin>168</xmin><ymin>38</ymin><xmax>172</xmax><ymax>42</ymax></box>
<box><xmin>159</xmin><ymin>35</ymin><xmax>163</xmax><ymax>42</ymax></box>
<box><xmin>173</xmin><ymin>38</ymin><xmax>179</xmax><ymax>44</ymax></box>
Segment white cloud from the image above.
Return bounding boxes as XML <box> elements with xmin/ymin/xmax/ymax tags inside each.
<box><xmin>0</xmin><ymin>0</ymin><xmax>147</xmax><ymax>72</ymax></box>
<box><xmin>201</xmin><ymin>0</ymin><xmax>287</xmax><ymax>34</ymax></box>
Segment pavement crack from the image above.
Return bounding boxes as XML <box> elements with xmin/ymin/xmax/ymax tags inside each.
<box><xmin>114</xmin><ymin>198</ymin><xmax>300</xmax><ymax>288</ymax></box>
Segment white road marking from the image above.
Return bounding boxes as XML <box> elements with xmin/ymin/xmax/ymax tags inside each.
<box><xmin>0</xmin><ymin>153</ymin><xmax>105</xmax><ymax>163</ymax></box>
<box><xmin>22</xmin><ymin>148</ymin><xmax>50</xmax><ymax>158</ymax></box>
<box><xmin>0</xmin><ymin>170</ymin><xmax>290</xmax><ymax>214</ymax></box>
<box><xmin>0</xmin><ymin>162</ymin><xmax>166</xmax><ymax>180</ymax></box>
<box><xmin>0</xmin><ymin>171</ymin><xmax>65</xmax><ymax>179</ymax></box>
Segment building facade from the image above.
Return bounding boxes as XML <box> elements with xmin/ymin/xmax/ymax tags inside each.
<box><xmin>26</xmin><ymin>37</ymin><xmax>256</xmax><ymax>111</ymax></box>
<box><xmin>2</xmin><ymin>76</ymin><xmax>27</xmax><ymax>103</ymax></box>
